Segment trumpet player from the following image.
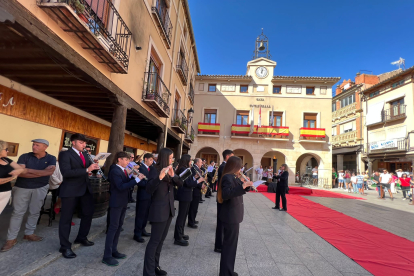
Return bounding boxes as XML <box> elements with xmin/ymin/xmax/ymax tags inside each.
<box><xmin>174</xmin><ymin>155</ymin><xmax>205</xmax><ymax>246</ymax></box>
<box><xmin>187</xmin><ymin>158</ymin><xmax>203</xmax><ymax>228</ymax></box>
<box><xmin>102</xmin><ymin>152</ymin><xmax>145</xmax><ymax>266</ymax></box>
<box><xmin>218</xmin><ymin>156</ymin><xmax>253</xmax><ymax>276</ymax></box>
<box><xmin>133</xmin><ymin>153</ymin><xmax>154</xmax><ymax>243</ymax></box>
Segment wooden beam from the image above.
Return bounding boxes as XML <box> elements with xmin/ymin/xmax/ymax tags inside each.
<box><xmin>45</xmin><ymin>92</ymin><xmax>107</xmax><ymax>97</ymax></box>
<box><xmin>35</xmin><ymin>87</ymin><xmax>102</xmax><ymax>92</ymax></box>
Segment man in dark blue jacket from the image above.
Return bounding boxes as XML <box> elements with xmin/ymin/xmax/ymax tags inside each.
<box><xmin>102</xmin><ymin>152</ymin><xmax>144</xmax><ymax>266</ymax></box>
<box><xmin>133</xmin><ymin>153</ymin><xmax>154</xmax><ymax>243</ymax></box>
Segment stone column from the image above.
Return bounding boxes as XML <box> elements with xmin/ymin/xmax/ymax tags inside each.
<box><xmin>175</xmin><ymin>140</ymin><xmax>183</xmax><ymax>160</ymax></box>
<box><xmin>156</xmin><ymin>130</ymin><xmax>165</xmax><ymax>153</ymax></box>
<box><xmin>368</xmin><ymin>159</ymin><xmax>373</xmax><ymax>176</ymax></box>
<box><xmin>337</xmin><ymin>154</ymin><xmax>344</xmax><ymax>171</ymax></box>
<box><xmin>104</xmin><ymin>104</ymin><xmax>127</xmax><ymax>173</ymax></box>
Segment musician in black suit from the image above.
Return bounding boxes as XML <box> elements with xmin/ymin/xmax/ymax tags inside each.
<box><xmin>272</xmin><ymin>164</ymin><xmax>289</xmax><ymax>211</ymax></box>
<box><xmin>133</xmin><ymin>153</ymin><xmax>154</xmax><ymax>243</ymax></box>
<box><xmin>143</xmin><ymin>148</ymin><xmax>183</xmax><ymax>276</ymax></box>
<box><xmin>102</xmin><ymin>152</ymin><xmax>145</xmax><ymax>266</ymax></box>
<box><xmin>205</xmin><ymin>160</ymin><xmax>215</xmax><ymax>198</ymax></box>
<box><xmin>214</xmin><ymin>149</ymin><xmax>233</xmax><ymax>253</ymax></box>
<box><xmin>218</xmin><ymin>156</ymin><xmax>253</xmax><ymax>276</ymax></box>
<box><xmin>58</xmin><ymin>133</ymin><xmax>100</xmax><ymax>259</ymax></box>
<box><xmin>187</xmin><ymin>158</ymin><xmax>203</xmax><ymax>228</ymax></box>
<box><xmin>174</xmin><ymin>155</ymin><xmax>205</xmax><ymax>246</ymax></box>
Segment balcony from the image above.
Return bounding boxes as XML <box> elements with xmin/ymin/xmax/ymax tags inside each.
<box><xmin>332</xmin><ymin>102</ymin><xmax>358</xmax><ymax>121</ymax></box>
<box><xmin>177</xmin><ymin>51</ymin><xmax>188</xmax><ymax>85</ymax></box>
<box><xmin>142</xmin><ymin>72</ymin><xmax>171</xmax><ymax>118</ymax></box>
<box><xmin>332</xmin><ymin>130</ymin><xmax>357</xmax><ymax>145</ymax></box>
<box><xmin>185</xmin><ymin>126</ymin><xmax>195</xmax><ymax>143</ymax></box>
<box><xmin>38</xmin><ymin>0</ymin><xmax>132</xmax><ymax>73</ymax></box>
<box><xmin>198</xmin><ymin>123</ymin><xmax>220</xmax><ymax>136</ymax></box>
<box><xmin>188</xmin><ymin>83</ymin><xmax>194</xmax><ymax>104</ymax></box>
<box><xmin>151</xmin><ymin>0</ymin><xmax>173</xmax><ymax>48</ymax></box>
<box><xmin>171</xmin><ymin>109</ymin><xmax>187</xmax><ymax>134</ymax></box>
<box><xmin>384</xmin><ymin>105</ymin><xmax>406</xmax><ymax>122</ymax></box>
<box><xmin>368</xmin><ymin>138</ymin><xmax>407</xmax><ymax>154</ymax></box>
<box><xmin>299</xmin><ymin>128</ymin><xmax>326</xmax><ymax>141</ymax></box>
<box><xmin>231</xmin><ymin>125</ymin><xmax>289</xmax><ymax>138</ymax></box>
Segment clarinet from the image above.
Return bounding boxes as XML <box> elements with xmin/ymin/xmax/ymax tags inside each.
<box><xmin>83</xmin><ymin>149</ymin><xmax>107</xmax><ymax>180</ymax></box>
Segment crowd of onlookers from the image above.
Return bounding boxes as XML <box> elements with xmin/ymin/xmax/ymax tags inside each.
<box><xmin>332</xmin><ymin>168</ymin><xmax>413</xmax><ymax>200</ymax></box>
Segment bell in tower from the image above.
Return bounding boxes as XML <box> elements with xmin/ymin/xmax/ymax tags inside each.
<box><xmin>253</xmin><ymin>29</ymin><xmax>271</xmax><ymax>60</ymax></box>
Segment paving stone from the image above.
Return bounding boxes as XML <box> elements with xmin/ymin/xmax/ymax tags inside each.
<box><xmin>276</xmin><ymin>263</ymin><xmax>313</xmax><ymax>276</ymax></box>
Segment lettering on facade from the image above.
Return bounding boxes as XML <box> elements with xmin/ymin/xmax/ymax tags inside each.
<box><xmin>286</xmin><ymin>85</ymin><xmax>302</xmax><ymax>94</ymax></box>
<box><xmin>0</xmin><ymin>93</ymin><xmax>16</xmax><ymax>107</ymax></box>
<box><xmin>256</xmin><ymin>98</ymin><xmax>264</xmax><ymax>101</ymax></box>
<box><xmin>249</xmin><ymin>104</ymin><xmax>271</xmax><ymax>108</ymax></box>
<box><xmin>221</xmin><ymin>84</ymin><xmax>235</xmax><ymax>92</ymax></box>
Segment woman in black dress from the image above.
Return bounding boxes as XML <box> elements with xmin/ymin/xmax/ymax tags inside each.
<box><xmin>174</xmin><ymin>154</ymin><xmax>205</xmax><ymax>246</ymax></box>
<box><xmin>217</xmin><ymin>156</ymin><xmax>253</xmax><ymax>276</ymax></box>
<box><xmin>143</xmin><ymin>148</ymin><xmax>183</xmax><ymax>276</ymax></box>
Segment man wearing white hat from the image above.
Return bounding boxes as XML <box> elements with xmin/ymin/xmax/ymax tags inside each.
<box><xmin>1</xmin><ymin>139</ymin><xmax>56</xmax><ymax>252</ymax></box>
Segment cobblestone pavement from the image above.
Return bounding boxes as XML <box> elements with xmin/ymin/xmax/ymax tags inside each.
<box><xmin>1</xmin><ymin>192</ymin><xmax>372</xmax><ymax>276</ymax></box>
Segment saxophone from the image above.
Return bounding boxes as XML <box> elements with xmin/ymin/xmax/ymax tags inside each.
<box><xmin>201</xmin><ymin>168</ymin><xmax>210</xmax><ymax>194</ymax></box>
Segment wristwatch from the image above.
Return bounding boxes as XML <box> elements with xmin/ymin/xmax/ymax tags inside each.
<box><xmin>86</xmin><ymin>169</ymin><xmax>89</xmax><ymax>173</ymax></box>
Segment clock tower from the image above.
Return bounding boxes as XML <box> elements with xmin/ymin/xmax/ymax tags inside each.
<box><xmin>253</xmin><ymin>29</ymin><xmax>271</xmax><ymax>60</ymax></box>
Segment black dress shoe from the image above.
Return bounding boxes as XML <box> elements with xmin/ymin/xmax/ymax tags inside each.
<box><xmin>233</xmin><ymin>272</ymin><xmax>238</xmax><ymax>276</ymax></box>
<box><xmin>201</xmin><ymin>199</ymin><xmax>205</xmax><ymax>202</ymax></box>
<box><xmin>183</xmin><ymin>235</ymin><xmax>189</xmax><ymax>241</ymax></box>
<box><xmin>112</xmin><ymin>251</ymin><xmax>127</xmax><ymax>259</ymax></box>
<box><xmin>133</xmin><ymin>235</ymin><xmax>145</xmax><ymax>243</ymax></box>
<box><xmin>194</xmin><ymin>221</ymin><xmax>199</xmax><ymax>224</ymax></box>
<box><xmin>174</xmin><ymin>239</ymin><xmax>189</xmax><ymax>246</ymax></box>
<box><xmin>214</xmin><ymin>248</ymin><xmax>222</xmax><ymax>253</ymax></box>
<box><xmin>74</xmin><ymin>239</ymin><xmax>94</xmax><ymax>246</ymax></box>
<box><xmin>199</xmin><ymin>201</ymin><xmax>203</xmax><ymax>203</ymax></box>
<box><xmin>187</xmin><ymin>224</ymin><xmax>198</xmax><ymax>229</ymax></box>
<box><xmin>272</xmin><ymin>206</ymin><xmax>279</xmax><ymax>210</ymax></box>
<box><xmin>59</xmin><ymin>248</ymin><xmax>77</xmax><ymax>258</ymax></box>
<box><xmin>205</xmin><ymin>196</ymin><xmax>211</xmax><ymax>198</ymax></box>
<box><xmin>102</xmin><ymin>257</ymin><xmax>119</xmax><ymax>266</ymax></box>
<box><xmin>279</xmin><ymin>209</ymin><xmax>287</xmax><ymax>212</ymax></box>
<box><xmin>155</xmin><ymin>266</ymin><xmax>167</xmax><ymax>275</ymax></box>
<box><xmin>142</xmin><ymin>230</ymin><xmax>151</xmax><ymax>237</ymax></box>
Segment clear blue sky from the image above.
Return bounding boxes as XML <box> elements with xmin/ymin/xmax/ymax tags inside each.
<box><xmin>188</xmin><ymin>0</ymin><xmax>414</xmax><ymax>89</ymax></box>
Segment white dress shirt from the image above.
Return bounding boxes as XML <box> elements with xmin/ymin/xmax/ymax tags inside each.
<box><xmin>117</xmin><ymin>164</ymin><xmax>141</xmax><ymax>183</ymax></box>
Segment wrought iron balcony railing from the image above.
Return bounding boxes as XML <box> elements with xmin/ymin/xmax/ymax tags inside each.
<box><xmin>39</xmin><ymin>0</ymin><xmax>132</xmax><ymax>73</ymax></box>
<box><xmin>151</xmin><ymin>0</ymin><xmax>173</xmax><ymax>47</ymax></box>
<box><xmin>231</xmin><ymin>125</ymin><xmax>289</xmax><ymax>138</ymax></box>
<box><xmin>188</xmin><ymin>83</ymin><xmax>195</xmax><ymax>104</ymax></box>
<box><xmin>142</xmin><ymin>72</ymin><xmax>171</xmax><ymax>117</ymax></box>
<box><xmin>384</xmin><ymin>104</ymin><xmax>406</xmax><ymax>122</ymax></box>
<box><xmin>185</xmin><ymin>126</ymin><xmax>195</xmax><ymax>143</ymax></box>
<box><xmin>171</xmin><ymin>109</ymin><xmax>187</xmax><ymax>134</ymax></box>
<box><xmin>176</xmin><ymin>51</ymin><xmax>188</xmax><ymax>85</ymax></box>
<box><xmin>368</xmin><ymin>138</ymin><xmax>407</xmax><ymax>153</ymax></box>
<box><xmin>299</xmin><ymin>127</ymin><xmax>326</xmax><ymax>140</ymax></box>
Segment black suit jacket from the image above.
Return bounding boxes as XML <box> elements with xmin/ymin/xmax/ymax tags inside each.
<box><xmin>275</xmin><ymin>171</ymin><xmax>289</xmax><ymax>187</ymax></box>
<box><xmin>218</xmin><ymin>162</ymin><xmax>226</xmax><ymax>184</ymax></box>
<box><xmin>191</xmin><ymin>166</ymin><xmax>203</xmax><ymax>198</ymax></box>
<box><xmin>146</xmin><ymin>166</ymin><xmax>183</xmax><ymax>222</ymax></box>
<box><xmin>176</xmin><ymin>167</ymin><xmax>199</xmax><ymax>202</ymax></box>
<box><xmin>108</xmin><ymin>164</ymin><xmax>137</xmax><ymax>208</ymax></box>
<box><xmin>59</xmin><ymin>148</ymin><xmax>92</xmax><ymax>198</ymax></box>
<box><xmin>137</xmin><ymin>165</ymin><xmax>151</xmax><ymax>201</ymax></box>
<box><xmin>219</xmin><ymin>174</ymin><xmax>246</xmax><ymax>224</ymax></box>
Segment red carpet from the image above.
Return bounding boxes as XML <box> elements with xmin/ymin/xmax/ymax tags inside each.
<box><xmin>256</xmin><ymin>185</ymin><xmax>364</xmax><ymax>199</ymax></box>
<box><xmin>261</xmin><ymin>192</ymin><xmax>414</xmax><ymax>276</ymax></box>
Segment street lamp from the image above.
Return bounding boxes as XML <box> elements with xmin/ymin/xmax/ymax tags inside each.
<box><xmin>188</xmin><ymin>107</ymin><xmax>194</xmax><ymax>123</ymax></box>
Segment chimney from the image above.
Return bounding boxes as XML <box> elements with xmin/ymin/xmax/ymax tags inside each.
<box><xmin>355</xmin><ymin>72</ymin><xmax>379</xmax><ymax>85</ymax></box>
<box><xmin>335</xmin><ymin>85</ymin><xmax>342</xmax><ymax>95</ymax></box>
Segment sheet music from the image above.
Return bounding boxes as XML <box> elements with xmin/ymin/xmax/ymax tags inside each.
<box><xmin>253</xmin><ymin>180</ymin><xmax>265</xmax><ymax>188</ymax></box>
<box><xmin>94</xmin><ymin>152</ymin><xmax>111</xmax><ymax>161</ymax></box>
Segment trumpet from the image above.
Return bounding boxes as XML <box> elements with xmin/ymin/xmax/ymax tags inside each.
<box><xmin>238</xmin><ymin>172</ymin><xmax>258</xmax><ymax>192</ymax></box>
<box><xmin>128</xmin><ymin>167</ymin><xmax>148</xmax><ymax>181</ymax></box>
<box><xmin>83</xmin><ymin>149</ymin><xmax>107</xmax><ymax>180</ymax></box>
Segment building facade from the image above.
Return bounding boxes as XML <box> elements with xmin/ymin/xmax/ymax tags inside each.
<box><xmin>361</xmin><ymin>66</ymin><xmax>414</xmax><ymax>174</ymax></box>
<box><xmin>189</xmin><ymin>34</ymin><xmax>339</xmax><ymax>186</ymax></box>
<box><xmin>0</xmin><ymin>0</ymin><xmax>199</xmax><ymax>163</ymax></box>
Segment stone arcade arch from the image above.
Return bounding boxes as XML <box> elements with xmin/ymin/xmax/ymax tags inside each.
<box><xmin>233</xmin><ymin>148</ymin><xmax>254</xmax><ymax>179</ymax></box>
<box><xmin>195</xmin><ymin>146</ymin><xmax>221</xmax><ymax>165</ymax></box>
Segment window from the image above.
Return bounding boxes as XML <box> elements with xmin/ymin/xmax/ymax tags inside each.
<box><xmin>208</xmin><ymin>84</ymin><xmax>216</xmax><ymax>92</ymax></box>
<box><xmin>306</xmin><ymin>87</ymin><xmax>315</xmax><ymax>95</ymax></box>
<box><xmin>269</xmin><ymin>112</ymin><xmax>283</xmax><ymax>126</ymax></box>
<box><xmin>369</xmin><ymin>91</ymin><xmax>379</xmax><ymax>98</ymax></box>
<box><xmin>173</xmin><ymin>92</ymin><xmax>180</xmax><ymax>120</ymax></box>
<box><xmin>240</xmin><ymin>85</ymin><xmax>248</xmax><ymax>93</ymax></box>
<box><xmin>303</xmin><ymin>113</ymin><xmax>317</xmax><ymax>128</ymax></box>
<box><xmin>390</xmin><ymin>98</ymin><xmax>405</xmax><ymax>117</ymax></box>
<box><xmin>198</xmin><ymin>83</ymin><xmax>204</xmax><ymax>91</ymax></box>
<box><xmin>392</xmin><ymin>80</ymin><xmax>404</xmax><ymax>88</ymax></box>
<box><xmin>204</xmin><ymin>109</ymin><xmax>217</xmax><ymax>124</ymax></box>
<box><xmin>341</xmin><ymin>94</ymin><xmax>355</xmax><ymax>108</ymax></box>
<box><xmin>273</xmin><ymin>86</ymin><xmax>281</xmax><ymax>94</ymax></box>
<box><xmin>340</xmin><ymin>121</ymin><xmax>356</xmax><ymax>134</ymax></box>
<box><xmin>332</xmin><ymin>127</ymin><xmax>337</xmax><ymax>137</ymax></box>
<box><xmin>332</xmin><ymin>103</ymin><xmax>336</xmax><ymax>112</ymax></box>
<box><xmin>236</xmin><ymin>111</ymin><xmax>249</xmax><ymax>125</ymax></box>
<box><xmin>320</xmin><ymin>86</ymin><xmax>327</xmax><ymax>95</ymax></box>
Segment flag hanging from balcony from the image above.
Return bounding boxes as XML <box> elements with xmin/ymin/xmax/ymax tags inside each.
<box><xmin>249</xmin><ymin>106</ymin><xmax>254</xmax><ymax>135</ymax></box>
<box><xmin>257</xmin><ymin>107</ymin><xmax>262</xmax><ymax>132</ymax></box>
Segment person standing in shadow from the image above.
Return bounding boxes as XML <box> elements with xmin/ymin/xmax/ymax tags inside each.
<box><xmin>272</xmin><ymin>164</ymin><xmax>289</xmax><ymax>211</ymax></box>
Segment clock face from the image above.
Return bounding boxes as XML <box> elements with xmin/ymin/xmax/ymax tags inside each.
<box><xmin>255</xmin><ymin>67</ymin><xmax>268</xmax><ymax>78</ymax></box>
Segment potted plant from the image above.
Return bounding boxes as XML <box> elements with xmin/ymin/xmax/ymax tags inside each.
<box><xmin>174</xmin><ymin>118</ymin><xmax>181</xmax><ymax>126</ymax></box>
<box><xmin>181</xmin><ymin>124</ymin><xmax>187</xmax><ymax>131</ymax></box>
<box><xmin>190</xmin><ymin>133</ymin><xmax>194</xmax><ymax>141</ymax></box>
<box><xmin>69</xmin><ymin>0</ymin><xmax>88</xmax><ymax>23</ymax></box>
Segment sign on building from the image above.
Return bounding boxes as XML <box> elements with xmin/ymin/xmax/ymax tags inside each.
<box><xmin>286</xmin><ymin>85</ymin><xmax>302</xmax><ymax>94</ymax></box>
<box><xmin>370</xmin><ymin>139</ymin><xmax>398</xmax><ymax>151</ymax></box>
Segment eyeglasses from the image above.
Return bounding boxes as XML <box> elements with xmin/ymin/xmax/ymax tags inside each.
<box><xmin>130</xmin><ymin>156</ymin><xmax>134</xmax><ymax>159</ymax></box>
<box><xmin>87</xmin><ymin>150</ymin><xmax>91</xmax><ymax>152</ymax></box>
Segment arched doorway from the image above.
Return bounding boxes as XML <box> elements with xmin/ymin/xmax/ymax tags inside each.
<box><xmin>233</xmin><ymin>149</ymin><xmax>254</xmax><ymax>179</ymax></box>
<box><xmin>195</xmin><ymin>147</ymin><xmax>220</xmax><ymax>166</ymax></box>
<box><xmin>260</xmin><ymin>151</ymin><xmax>286</xmax><ymax>176</ymax></box>
<box><xmin>296</xmin><ymin>153</ymin><xmax>321</xmax><ymax>176</ymax></box>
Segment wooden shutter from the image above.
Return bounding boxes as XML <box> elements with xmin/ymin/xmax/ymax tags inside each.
<box><xmin>304</xmin><ymin>114</ymin><xmax>317</xmax><ymax>120</ymax></box>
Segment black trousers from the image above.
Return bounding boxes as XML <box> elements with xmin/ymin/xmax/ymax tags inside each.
<box><xmin>205</xmin><ymin>186</ymin><xmax>212</xmax><ymax>197</ymax></box>
<box><xmin>134</xmin><ymin>199</ymin><xmax>151</xmax><ymax>237</ymax></box>
<box><xmin>214</xmin><ymin>202</ymin><xmax>224</xmax><ymax>250</ymax></box>
<box><xmin>219</xmin><ymin>221</ymin><xmax>240</xmax><ymax>276</ymax></box>
<box><xmin>188</xmin><ymin>195</ymin><xmax>200</xmax><ymax>226</ymax></box>
<box><xmin>143</xmin><ymin>216</ymin><xmax>172</xmax><ymax>276</ymax></box>
<box><xmin>174</xmin><ymin>200</ymin><xmax>191</xmax><ymax>240</ymax></box>
<box><xmin>128</xmin><ymin>187</ymin><xmax>133</xmax><ymax>202</ymax></box>
<box><xmin>275</xmin><ymin>184</ymin><xmax>287</xmax><ymax>210</ymax></box>
<box><xmin>59</xmin><ymin>190</ymin><xmax>94</xmax><ymax>249</ymax></box>
<box><xmin>104</xmin><ymin>206</ymin><xmax>126</xmax><ymax>259</ymax></box>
